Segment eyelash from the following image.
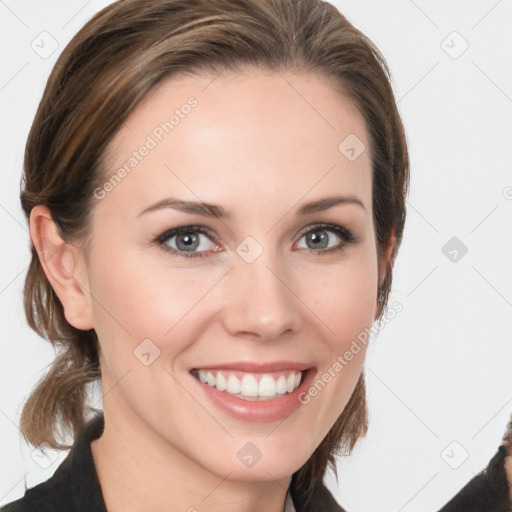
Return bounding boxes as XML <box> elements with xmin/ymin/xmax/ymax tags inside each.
<box><xmin>154</xmin><ymin>223</ymin><xmax>359</xmax><ymax>260</ymax></box>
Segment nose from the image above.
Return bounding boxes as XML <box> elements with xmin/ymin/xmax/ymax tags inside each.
<box><xmin>221</xmin><ymin>249</ymin><xmax>303</xmax><ymax>342</ymax></box>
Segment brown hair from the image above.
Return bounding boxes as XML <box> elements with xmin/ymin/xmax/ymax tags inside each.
<box><xmin>19</xmin><ymin>0</ymin><xmax>409</xmax><ymax>506</ymax></box>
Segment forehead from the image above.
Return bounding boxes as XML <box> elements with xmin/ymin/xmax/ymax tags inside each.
<box><xmin>99</xmin><ymin>68</ymin><xmax>372</xmax><ymax>218</ymax></box>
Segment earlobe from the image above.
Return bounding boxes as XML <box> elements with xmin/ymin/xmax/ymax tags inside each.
<box><xmin>29</xmin><ymin>205</ymin><xmax>94</xmax><ymax>331</ymax></box>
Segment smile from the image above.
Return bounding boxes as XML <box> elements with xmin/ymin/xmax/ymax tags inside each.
<box><xmin>191</xmin><ymin>369</ymin><xmax>303</xmax><ymax>401</ymax></box>
<box><xmin>189</xmin><ymin>361</ymin><xmax>316</xmax><ymax>422</ymax></box>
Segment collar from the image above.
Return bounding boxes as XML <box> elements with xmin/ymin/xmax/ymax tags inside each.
<box><xmin>285</xmin><ymin>489</ymin><xmax>298</xmax><ymax>511</ymax></box>
<box><xmin>66</xmin><ymin>411</ymin><xmax>107</xmax><ymax>512</ymax></box>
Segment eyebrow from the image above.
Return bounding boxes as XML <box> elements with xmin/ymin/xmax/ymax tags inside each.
<box><xmin>137</xmin><ymin>195</ymin><xmax>365</xmax><ymax>219</ymax></box>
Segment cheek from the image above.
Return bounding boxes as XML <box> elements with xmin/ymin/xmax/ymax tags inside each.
<box><xmin>295</xmin><ymin>246</ymin><xmax>378</xmax><ymax>425</ymax></box>
<box><xmin>87</xmin><ymin>252</ymin><xmax>218</xmax><ymax>420</ymax></box>
<box><xmin>305</xmin><ymin>249</ymin><xmax>379</xmax><ymax>350</ymax></box>
<box><xmin>88</xmin><ymin>247</ymin><xmax>228</xmax><ymax>357</ymax></box>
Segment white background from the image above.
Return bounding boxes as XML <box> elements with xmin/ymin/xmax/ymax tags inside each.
<box><xmin>1</xmin><ymin>1</ymin><xmax>511</xmax><ymax>511</ymax></box>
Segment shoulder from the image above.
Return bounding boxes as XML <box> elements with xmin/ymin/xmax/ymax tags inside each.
<box><xmin>313</xmin><ymin>483</ymin><xmax>347</xmax><ymax>512</ymax></box>
<box><xmin>438</xmin><ymin>445</ymin><xmax>511</xmax><ymax>512</ymax></box>
<box><xmin>1</xmin><ymin>412</ymin><xmax>106</xmax><ymax>512</ymax></box>
<box><xmin>0</xmin><ymin>466</ymin><xmax>72</xmax><ymax>512</ymax></box>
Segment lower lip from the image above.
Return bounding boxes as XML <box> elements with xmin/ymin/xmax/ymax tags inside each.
<box><xmin>192</xmin><ymin>368</ymin><xmax>317</xmax><ymax>423</ymax></box>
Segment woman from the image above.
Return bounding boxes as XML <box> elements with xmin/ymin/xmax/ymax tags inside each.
<box><xmin>0</xmin><ymin>0</ymin><xmax>409</xmax><ymax>511</ymax></box>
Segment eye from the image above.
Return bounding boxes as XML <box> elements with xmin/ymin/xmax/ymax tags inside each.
<box><xmin>155</xmin><ymin>223</ymin><xmax>359</xmax><ymax>260</ymax></box>
<box><xmin>295</xmin><ymin>223</ymin><xmax>358</xmax><ymax>255</ymax></box>
<box><xmin>155</xmin><ymin>226</ymin><xmax>220</xmax><ymax>259</ymax></box>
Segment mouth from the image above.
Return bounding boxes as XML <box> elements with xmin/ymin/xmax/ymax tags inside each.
<box><xmin>189</xmin><ymin>363</ymin><xmax>317</xmax><ymax>422</ymax></box>
<box><xmin>190</xmin><ymin>368</ymin><xmax>305</xmax><ymax>401</ymax></box>
<box><xmin>189</xmin><ymin>361</ymin><xmax>317</xmax><ymax>423</ymax></box>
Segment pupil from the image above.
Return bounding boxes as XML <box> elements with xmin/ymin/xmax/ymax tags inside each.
<box><xmin>177</xmin><ymin>233</ymin><xmax>199</xmax><ymax>251</ymax></box>
<box><xmin>308</xmin><ymin>230</ymin><xmax>328</xmax><ymax>249</ymax></box>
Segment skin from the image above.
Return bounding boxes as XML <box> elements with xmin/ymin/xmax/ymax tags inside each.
<box><xmin>30</xmin><ymin>67</ymin><xmax>396</xmax><ymax>512</ymax></box>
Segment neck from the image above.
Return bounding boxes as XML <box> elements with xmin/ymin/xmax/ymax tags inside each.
<box><xmin>90</xmin><ymin>399</ymin><xmax>291</xmax><ymax>512</ymax></box>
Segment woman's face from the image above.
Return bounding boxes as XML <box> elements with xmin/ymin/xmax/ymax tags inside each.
<box><xmin>80</xmin><ymin>68</ymin><xmax>381</xmax><ymax>481</ymax></box>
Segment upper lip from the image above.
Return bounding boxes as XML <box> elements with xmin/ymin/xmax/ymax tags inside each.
<box><xmin>190</xmin><ymin>361</ymin><xmax>313</xmax><ymax>373</ymax></box>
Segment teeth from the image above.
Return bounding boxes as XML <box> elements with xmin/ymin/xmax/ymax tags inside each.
<box><xmin>195</xmin><ymin>369</ymin><xmax>304</xmax><ymax>399</ymax></box>
<box><xmin>276</xmin><ymin>375</ymin><xmax>287</xmax><ymax>394</ymax></box>
<box><xmin>259</xmin><ymin>375</ymin><xmax>277</xmax><ymax>397</ymax></box>
<box><xmin>241</xmin><ymin>374</ymin><xmax>259</xmax><ymax>397</ymax></box>
<box><xmin>216</xmin><ymin>372</ymin><xmax>227</xmax><ymax>391</ymax></box>
<box><xmin>227</xmin><ymin>375</ymin><xmax>241</xmax><ymax>394</ymax></box>
<box><xmin>287</xmin><ymin>373</ymin><xmax>295</xmax><ymax>393</ymax></box>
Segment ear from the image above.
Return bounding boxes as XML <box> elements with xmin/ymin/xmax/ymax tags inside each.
<box><xmin>29</xmin><ymin>205</ymin><xmax>94</xmax><ymax>330</ymax></box>
<box><xmin>375</xmin><ymin>227</ymin><xmax>397</xmax><ymax>317</ymax></box>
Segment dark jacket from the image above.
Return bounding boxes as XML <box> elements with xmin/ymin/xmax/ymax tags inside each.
<box><xmin>0</xmin><ymin>412</ymin><xmax>345</xmax><ymax>512</ymax></box>
<box><xmin>438</xmin><ymin>445</ymin><xmax>511</xmax><ymax>512</ymax></box>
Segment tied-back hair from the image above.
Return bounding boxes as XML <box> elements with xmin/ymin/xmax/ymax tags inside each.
<box><xmin>18</xmin><ymin>0</ymin><xmax>409</xmax><ymax>506</ymax></box>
